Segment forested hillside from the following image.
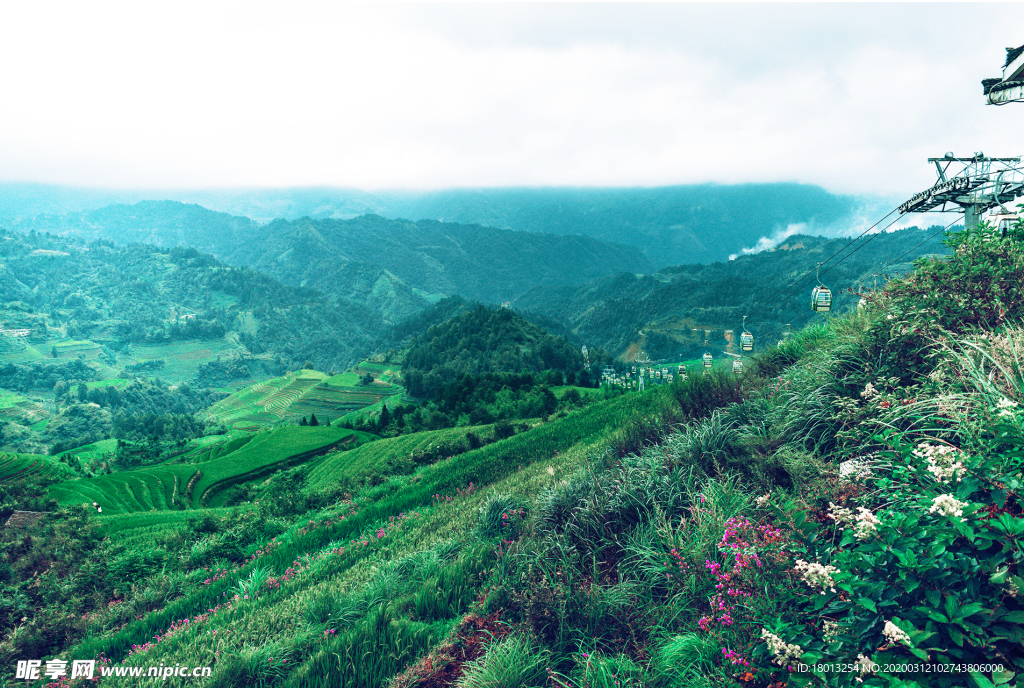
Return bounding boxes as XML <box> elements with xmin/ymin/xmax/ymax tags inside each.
<box><xmin>515</xmin><ymin>226</ymin><xmax>952</xmax><ymax>360</ymax></box>
<box><xmin>9</xmin><ymin>202</ymin><xmax>655</xmax><ymax>309</ymax></box>
<box><xmin>403</xmin><ymin>305</ymin><xmax>585</xmax><ymax>397</ymax></box>
<box><xmin>0</xmin><ymin>229</ymin><xmax>385</xmax><ymax>378</ymax></box>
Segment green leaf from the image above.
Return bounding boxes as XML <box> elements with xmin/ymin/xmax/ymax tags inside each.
<box><xmin>925</xmin><ymin>610</ymin><xmax>949</xmax><ymax>623</ymax></box>
<box><xmin>925</xmin><ymin>588</ymin><xmax>941</xmax><ymax>607</ymax></box>
<box><xmin>949</xmin><ymin>627</ymin><xmax>965</xmax><ymax>646</ymax></box>
<box><xmin>999</xmin><ymin>611</ymin><xmax>1024</xmax><ymax>623</ymax></box>
<box><xmin>989</xmin><ymin>568</ymin><xmax>1010</xmax><ymax>585</ymax></box>
<box><xmin>993</xmin><ymin>513</ymin><xmax>1024</xmax><ymax>536</ymax></box>
<box><xmin>970</xmin><ymin>671</ymin><xmax>996</xmax><ymax>688</ymax></box>
<box><xmin>858</xmin><ymin>597</ymin><xmax>877</xmax><ymax>612</ymax></box>
<box><xmin>957</xmin><ymin>602</ymin><xmax>985</xmax><ymax>619</ymax></box>
<box><xmin>993</xmin><ymin>668</ymin><xmax>1014</xmax><ymax>686</ymax></box>
<box><xmin>944</xmin><ymin>594</ymin><xmax>959</xmax><ymax>620</ymax></box>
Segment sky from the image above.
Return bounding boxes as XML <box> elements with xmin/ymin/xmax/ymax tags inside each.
<box><xmin>1</xmin><ymin>2</ymin><xmax>1022</xmax><ymax>197</ymax></box>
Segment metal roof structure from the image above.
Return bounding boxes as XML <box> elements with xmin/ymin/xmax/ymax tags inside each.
<box><xmin>982</xmin><ymin>43</ymin><xmax>1024</xmax><ymax>105</ymax></box>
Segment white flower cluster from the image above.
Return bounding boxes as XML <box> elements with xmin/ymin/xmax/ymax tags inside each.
<box><xmin>755</xmin><ymin>492</ymin><xmax>771</xmax><ymax>508</ymax></box>
<box><xmin>929</xmin><ymin>494</ymin><xmax>967</xmax><ymax>521</ymax></box>
<box><xmin>795</xmin><ymin>559</ymin><xmax>839</xmax><ymax>594</ymax></box>
<box><xmin>882</xmin><ymin>620</ymin><xmax>911</xmax><ymax>646</ymax></box>
<box><xmin>997</xmin><ymin>397</ymin><xmax>1020</xmax><ymax>419</ymax></box>
<box><xmin>912</xmin><ymin>443</ymin><xmax>965</xmax><ymax>483</ymax></box>
<box><xmin>853</xmin><ymin>507</ymin><xmax>881</xmax><ymax>541</ymax></box>
<box><xmin>760</xmin><ymin>629</ymin><xmax>803</xmax><ymax>666</ymax></box>
<box><xmin>860</xmin><ymin>382</ymin><xmax>878</xmax><ymax>399</ymax></box>
<box><xmin>854</xmin><ymin>654</ymin><xmax>876</xmax><ymax>676</ymax></box>
<box><xmin>822</xmin><ymin>619</ymin><xmax>841</xmax><ymax>642</ymax></box>
<box><xmin>827</xmin><ymin>502</ymin><xmax>854</xmax><ymax>523</ymax></box>
<box><xmin>839</xmin><ymin>458</ymin><xmax>873</xmax><ymax>481</ymax></box>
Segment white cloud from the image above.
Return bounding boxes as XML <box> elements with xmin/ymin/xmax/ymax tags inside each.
<box><xmin>730</xmin><ymin>223</ymin><xmax>808</xmax><ymax>260</ymax></box>
<box><xmin>0</xmin><ymin>2</ymin><xmax>1021</xmax><ymax>194</ymax></box>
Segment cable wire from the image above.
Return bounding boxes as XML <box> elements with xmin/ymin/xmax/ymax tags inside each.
<box><xmin>872</xmin><ymin>217</ymin><xmax>960</xmax><ymax>275</ymax></box>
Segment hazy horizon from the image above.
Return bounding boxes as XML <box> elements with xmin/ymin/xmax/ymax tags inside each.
<box><xmin>1</xmin><ymin>3</ymin><xmax>1021</xmax><ymax>199</ymax></box>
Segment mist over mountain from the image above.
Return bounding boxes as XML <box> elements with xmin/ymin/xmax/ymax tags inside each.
<box><xmin>0</xmin><ymin>182</ymin><xmax>890</xmax><ymax>268</ymax></box>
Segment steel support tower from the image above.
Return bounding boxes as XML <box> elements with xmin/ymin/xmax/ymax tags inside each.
<box><xmin>899</xmin><ymin>153</ymin><xmax>1024</xmax><ymax>230</ymax></box>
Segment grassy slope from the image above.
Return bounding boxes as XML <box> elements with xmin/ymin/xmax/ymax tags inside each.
<box><xmin>61</xmin><ymin>387</ymin><xmax>675</xmax><ymax>671</ymax></box>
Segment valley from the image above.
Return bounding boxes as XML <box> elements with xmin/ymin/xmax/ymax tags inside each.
<box><xmin>0</xmin><ymin>190</ymin><xmax>1019</xmax><ymax>687</ymax></box>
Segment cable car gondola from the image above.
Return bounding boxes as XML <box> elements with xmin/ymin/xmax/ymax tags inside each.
<box><xmin>702</xmin><ymin>353</ymin><xmax>713</xmax><ymax>368</ymax></box>
<box><xmin>732</xmin><ymin>359</ymin><xmax>743</xmax><ymax>374</ymax></box>
<box><xmin>989</xmin><ymin>207</ymin><xmax>1021</xmax><ymax>236</ymax></box>
<box><xmin>811</xmin><ymin>264</ymin><xmax>832</xmax><ymax>313</ymax></box>
<box><xmin>740</xmin><ymin>315</ymin><xmax>753</xmax><ymax>352</ymax></box>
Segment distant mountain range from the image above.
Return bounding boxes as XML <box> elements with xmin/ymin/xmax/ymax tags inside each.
<box><xmin>4</xmin><ymin>201</ymin><xmax>653</xmax><ymax>318</ymax></box>
<box><xmin>0</xmin><ymin>182</ymin><xmax>890</xmax><ymax>267</ymax></box>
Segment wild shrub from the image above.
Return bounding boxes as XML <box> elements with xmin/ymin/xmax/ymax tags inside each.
<box><xmin>235</xmin><ymin>564</ymin><xmax>271</xmax><ymax>600</ymax></box>
<box><xmin>207</xmin><ymin>641</ymin><xmax>295</xmax><ymax>688</ymax></box>
<box><xmin>302</xmin><ymin>591</ymin><xmax>340</xmax><ymax>628</ymax></box>
<box><xmin>476</xmin><ymin>493</ymin><xmax>528</xmax><ymax>540</ymax></box>
<box><xmin>671</xmin><ymin>371</ymin><xmax>745</xmax><ymax>421</ymax></box>
<box><xmin>647</xmin><ymin>633</ymin><xmax>717</xmax><ymax>688</ymax></box>
<box><xmin>454</xmin><ymin>633</ymin><xmax>550</xmax><ymax>688</ymax></box>
<box><xmin>862</xmin><ymin>218</ymin><xmax>1024</xmax><ymax>384</ymax></box>
<box><xmin>561</xmin><ymin>649</ymin><xmax>645</xmax><ymax>688</ymax></box>
<box><xmin>107</xmin><ymin>547</ymin><xmax>167</xmax><ymax>585</ymax></box>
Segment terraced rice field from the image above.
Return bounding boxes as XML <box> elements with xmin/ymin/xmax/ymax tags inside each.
<box><xmin>0</xmin><ymin>389</ymin><xmax>28</xmax><ymax>409</ymax></box>
<box><xmin>288</xmin><ymin>383</ymin><xmax>401</xmax><ymax>423</ymax></box>
<box><xmin>47</xmin><ymin>426</ymin><xmax>373</xmax><ymax>513</ymax></box>
<box><xmin>205</xmin><ymin>370</ymin><xmax>330</xmax><ymax>427</ymax></box>
<box><xmin>48</xmin><ymin>465</ymin><xmax>198</xmax><ymax>515</ymax></box>
<box><xmin>52</xmin><ymin>339</ymin><xmax>103</xmax><ymax>360</ymax></box>
<box><xmin>355</xmin><ymin>362</ymin><xmax>403</xmax><ymax>384</ymax></box>
<box><xmin>0</xmin><ymin>336</ymin><xmax>44</xmax><ymax>363</ymax></box>
<box><xmin>0</xmin><ymin>452</ymin><xmax>78</xmax><ymax>482</ymax></box>
<box><xmin>195</xmin><ymin>427</ymin><xmax>371</xmax><ymax>507</ymax></box>
<box><xmin>56</xmin><ymin>439</ymin><xmax>119</xmax><ymax>466</ymax></box>
<box><xmin>85</xmin><ymin>378</ymin><xmax>132</xmax><ymax>389</ymax></box>
<box><xmin>102</xmin><ymin>508</ymin><xmax>240</xmax><ymax>548</ymax></box>
<box><xmin>99</xmin><ymin>507</ymin><xmax>237</xmax><ymax>536</ymax></box>
<box><xmin>206</xmin><ymin>368</ymin><xmax>403</xmax><ymax>429</ymax></box>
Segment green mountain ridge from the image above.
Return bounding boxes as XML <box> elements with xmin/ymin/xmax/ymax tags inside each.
<box><xmin>0</xmin><ymin>182</ymin><xmax>882</xmax><ymax>268</ymax></box>
<box><xmin>514</xmin><ymin>226</ymin><xmax>953</xmax><ymax>360</ymax></box>
<box><xmin>7</xmin><ymin>200</ymin><xmax>655</xmax><ymax>309</ymax></box>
